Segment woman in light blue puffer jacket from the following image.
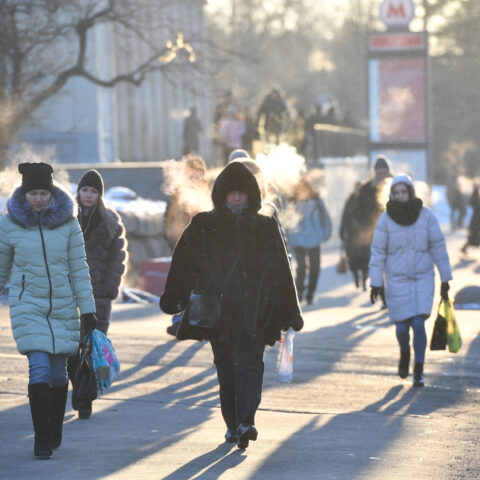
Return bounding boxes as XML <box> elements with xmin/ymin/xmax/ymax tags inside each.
<box><xmin>288</xmin><ymin>178</ymin><xmax>331</xmax><ymax>305</ymax></box>
<box><xmin>0</xmin><ymin>162</ymin><xmax>96</xmax><ymax>459</ymax></box>
<box><xmin>369</xmin><ymin>174</ymin><xmax>452</xmax><ymax>387</ymax></box>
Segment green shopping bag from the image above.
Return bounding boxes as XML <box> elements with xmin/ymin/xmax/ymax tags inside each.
<box><xmin>441</xmin><ymin>299</ymin><xmax>462</xmax><ymax>353</ymax></box>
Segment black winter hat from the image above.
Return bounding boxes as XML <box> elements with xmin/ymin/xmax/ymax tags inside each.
<box><xmin>77</xmin><ymin>169</ymin><xmax>104</xmax><ymax>196</ymax></box>
<box><xmin>211</xmin><ymin>161</ymin><xmax>262</xmax><ymax>211</ymax></box>
<box><xmin>374</xmin><ymin>155</ymin><xmax>392</xmax><ymax>173</ymax></box>
<box><xmin>18</xmin><ymin>162</ymin><xmax>54</xmax><ymax>194</ymax></box>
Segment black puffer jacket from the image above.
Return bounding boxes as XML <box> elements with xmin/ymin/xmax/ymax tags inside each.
<box><xmin>78</xmin><ymin>201</ymin><xmax>127</xmax><ymax>331</ymax></box>
<box><xmin>160</xmin><ymin>161</ymin><xmax>303</xmax><ymax>345</ymax></box>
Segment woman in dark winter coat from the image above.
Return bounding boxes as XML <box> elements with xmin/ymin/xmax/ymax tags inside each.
<box><xmin>160</xmin><ymin>161</ymin><xmax>303</xmax><ymax>449</ymax></box>
<box><xmin>68</xmin><ymin>169</ymin><xmax>127</xmax><ymax>418</ymax></box>
<box><xmin>461</xmin><ymin>182</ymin><xmax>480</xmax><ymax>254</ymax></box>
<box><xmin>0</xmin><ymin>163</ymin><xmax>96</xmax><ymax>459</ymax></box>
<box><xmin>287</xmin><ymin>178</ymin><xmax>331</xmax><ymax>305</ymax></box>
<box><xmin>369</xmin><ymin>174</ymin><xmax>452</xmax><ymax>387</ymax></box>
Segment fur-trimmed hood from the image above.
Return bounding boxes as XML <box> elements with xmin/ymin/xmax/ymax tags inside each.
<box><xmin>7</xmin><ymin>184</ymin><xmax>75</xmax><ymax>229</ymax></box>
<box><xmin>211</xmin><ymin>161</ymin><xmax>262</xmax><ymax>212</ymax></box>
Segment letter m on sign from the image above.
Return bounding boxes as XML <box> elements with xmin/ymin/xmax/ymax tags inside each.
<box><xmin>379</xmin><ymin>0</ymin><xmax>415</xmax><ymax>27</ymax></box>
<box><xmin>387</xmin><ymin>2</ymin><xmax>406</xmax><ymax>19</ymax></box>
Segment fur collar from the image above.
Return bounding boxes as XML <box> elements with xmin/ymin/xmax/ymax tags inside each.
<box><xmin>7</xmin><ymin>185</ymin><xmax>75</xmax><ymax>229</ymax></box>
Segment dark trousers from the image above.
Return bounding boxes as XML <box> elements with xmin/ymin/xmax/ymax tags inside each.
<box><xmin>210</xmin><ymin>340</ymin><xmax>265</xmax><ymax>430</ymax></box>
<box><xmin>293</xmin><ymin>245</ymin><xmax>321</xmax><ymax>301</ymax></box>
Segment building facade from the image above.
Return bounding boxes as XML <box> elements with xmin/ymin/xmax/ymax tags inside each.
<box><xmin>20</xmin><ymin>0</ymin><xmax>211</xmax><ymax>165</ymax></box>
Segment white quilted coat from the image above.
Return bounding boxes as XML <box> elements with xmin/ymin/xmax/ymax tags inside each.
<box><xmin>369</xmin><ymin>207</ymin><xmax>452</xmax><ymax>322</ymax></box>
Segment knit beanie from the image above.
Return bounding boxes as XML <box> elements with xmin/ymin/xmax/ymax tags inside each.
<box><xmin>18</xmin><ymin>162</ymin><xmax>54</xmax><ymax>194</ymax></box>
<box><xmin>374</xmin><ymin>155</ymin><xmax>393</xmax><ymax>173</ymax></box>
<box><xmin>77</xmin><ymin>169</ymin><xmax>104</xmax><ymax>196</ymax></box>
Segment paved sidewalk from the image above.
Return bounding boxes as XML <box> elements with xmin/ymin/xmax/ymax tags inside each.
<box><xmin>0</xmin><ymin>230</ymin><xmax>479</xmax><ymax>479</ymax></box>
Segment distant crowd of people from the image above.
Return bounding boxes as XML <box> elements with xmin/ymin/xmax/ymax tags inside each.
<box><xmin>182</xmin><ymin>88</ymin><xmax>352</xmax><ymax>166</ymax></box>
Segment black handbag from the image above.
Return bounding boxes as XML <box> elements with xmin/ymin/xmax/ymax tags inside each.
<box><xmin>184</xmin><ymin>244</ymin><xmax>240</xmax><ymax>331</ymax></box>
<box><xmin>430</xmin><ymin>301</ymin><xmax>447</xmax><ymax>351</ymax></box>
<box><xmin>184</xmin><ymin>292</ymin><xmax>223</xmax><ymax>329</ymax></box>
<box><xmin>72</xmin><ymin>331</ymin><xmax>98</xmax><ymax>403</ymax></box>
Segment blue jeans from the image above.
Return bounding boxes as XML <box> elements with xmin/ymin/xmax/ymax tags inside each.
<box><xmin>395</xmin><ymin>315</ymin><xmax>428</xmax><ymax>363</ymax></box>
<box><xmin>26</xmin><ymin>351</ymin><xmax>68</xmax><ymax>387</ymax></box>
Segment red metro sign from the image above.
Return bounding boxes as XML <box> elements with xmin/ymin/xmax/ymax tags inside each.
<box><xmin>379</xmin><ymin>0</ymin><xmax>416</xmax><ymax>28</ymax></box>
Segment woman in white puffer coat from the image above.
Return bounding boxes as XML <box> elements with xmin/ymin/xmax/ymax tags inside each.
<box><xmin>369</xmin><ymin>174</ymin><xmax>452</xmax><ymax>387</ymax></box>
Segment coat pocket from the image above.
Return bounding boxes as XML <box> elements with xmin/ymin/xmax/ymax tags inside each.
<box><xmin>18</xmin><ymin>274</ymin><xmax>26</xmax><ymax>300</ymax></box>
<box><xmin>68</xmin><ymin>274</ymin><xmax>75</xmax><ymax>297</ymax></box>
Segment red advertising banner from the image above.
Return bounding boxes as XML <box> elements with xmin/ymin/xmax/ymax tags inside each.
<box><xmin>369</xmin><ymin>32</ymin><xmax>426</xmax><ymax>52</ymax></box>
<box><xmin>371</xmin><ymin>58</ymin><xmax>426</xmax><ymax>142</ymax></box>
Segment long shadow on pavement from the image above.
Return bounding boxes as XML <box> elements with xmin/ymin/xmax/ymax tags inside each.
<box><xmin>250</xmin><ymin>325</ymin><xmax>480</xmax><ymax>479</ymax></box>
<box><xmin>162</xmin><ymin>443</ymin><xmax>245</xmax><ymax>479</ymax></box>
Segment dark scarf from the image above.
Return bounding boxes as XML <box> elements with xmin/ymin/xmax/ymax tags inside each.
<box><xmin>77</xmin><ymin>197</ymin><xmax>118</xmax><ymax>241</ymax></box>
<box><xmin>386</xmin><ymin>198</ymin><xmax>423</xmax><ymax>226</ymax></box>
<box><xmin>78</xmin><ymin>205</ymin><xmax>100</xmax><ymax>240</ymax></box>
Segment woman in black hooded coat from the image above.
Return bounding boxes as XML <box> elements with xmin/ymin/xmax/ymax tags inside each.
<box><xmin>160</xmin><ymin>161</ymin><xmax>303</xmax><ymax>449</ymax></box>
<box><xmin>67</xmin><ymin>169</ymin><xmax>127</xmax><ymax>418</ymax></box>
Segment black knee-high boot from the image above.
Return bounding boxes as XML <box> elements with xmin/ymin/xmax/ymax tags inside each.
<box><xmin>28</xmin><ymin>383</ymin><xmax>52</xmax><ymax>459</ymax></box>
<box><xmin>50</xmin><ymin>384</ymin><xmax>68</xmax><ymax>449</ymax></box>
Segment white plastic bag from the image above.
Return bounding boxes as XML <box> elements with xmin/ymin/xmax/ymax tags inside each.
<box><xmin>277</xmin><ymin>328</ymin><xmax>296</xmax><ymax>383</ymax></box>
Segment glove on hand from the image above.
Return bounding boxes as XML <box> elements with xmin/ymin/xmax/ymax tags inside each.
<box><xmin>290</xmin><ymin>313</ymin><xmax>304</xmax><ymax>332</ymax></box>
<box><xmin>440</xmin><ymin>282</ymin><xmax>450</xmax><ymax>301</ymax></box>
<box><xmin>82</xmin><ymin>313</ymin><xmax>97</xmax><ymax>331</ymax></box>
<box><xmin>370</xmin><ymin>286</ymin><xmax>383</xmax><ymax>305</ymax></box>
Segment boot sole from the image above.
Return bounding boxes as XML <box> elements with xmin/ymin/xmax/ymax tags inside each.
<box><xmin>35</xmin><ymin>450</ymin><xmax>52</xmax><ymax>459</ymax></box>
<box><xmin>237</xmin><ymin>427</ymin><xmax>258</xmax><ymax>449</ymax></box>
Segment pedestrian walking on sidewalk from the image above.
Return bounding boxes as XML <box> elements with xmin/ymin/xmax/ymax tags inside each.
<box><xmin>369</xmin><ymin>174</ymin><xmax>452</xmax><ymax>387</ymax></box>
<box><xmin>160</xmin><ymin>161</ymin><xmax>303</xmax><ymax>449</ymax></box>
<box><xmin>0</xmin><ymin>162</ymin><xmax>96</xmax><ymax>459</ymax></box>
<box><xmin>67</xmin><ymin>169</ymin><xmax>127</xmax><ymax>419</ymax></box>
<box><xmin>461</xmin><ymin>182</ymin><xmax>480</xmax><ymax>254</ymax></box>
<box><xmin>287</xmin><ymin>178</ymin><xmax>331</xmax><ymax>305</ymax></box>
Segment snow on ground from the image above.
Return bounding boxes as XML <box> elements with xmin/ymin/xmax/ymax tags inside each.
<box><xmin>103</xmin><ymin>186</ymin><xmax>166</xmax><ymax>215</ymax></box>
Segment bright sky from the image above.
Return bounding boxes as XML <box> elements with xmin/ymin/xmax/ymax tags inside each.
<box><xmin>205</xmin><ymin>0</ymin><xmax>352</xmax><ymax>33</ymax></box>
<box><xmin>205</xmin><ymin>0</ymin><xmax>350</xmax><ymax>17</ymax></box>
<box><xmin>205</xmin><ymin>1</ymin><xmax>458</xmax><ymax>40</ymax></box>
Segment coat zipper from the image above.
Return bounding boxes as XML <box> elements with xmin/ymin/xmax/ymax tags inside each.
<box><xmin>19</xmin><ymin>274</ymin><xmax>25</xmax><ymax>300</ymax></box>
<box><xmin>38</xmin><ymin>215</ymin><xmax>55</xmax><ymax>353</ymax></box>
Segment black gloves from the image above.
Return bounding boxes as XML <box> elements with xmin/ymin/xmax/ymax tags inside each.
<box><xmin>81</xmin><ymin>313</ymin><xmax>97</xmax><ymax>331</ymax></box>
<box><xmin>370</xmin><ymin>286</ymin><xmax>384</xmax><ymax>304</ymax></box>
<box><xmin>290</xmin><ymin>313</ymin><xmax>304</xmax><ymax>332</ymax></box>
<box><xmin>440</xmin><ymin>282</ymin><xmax>450</xmax><ymax>301</ymax></box>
